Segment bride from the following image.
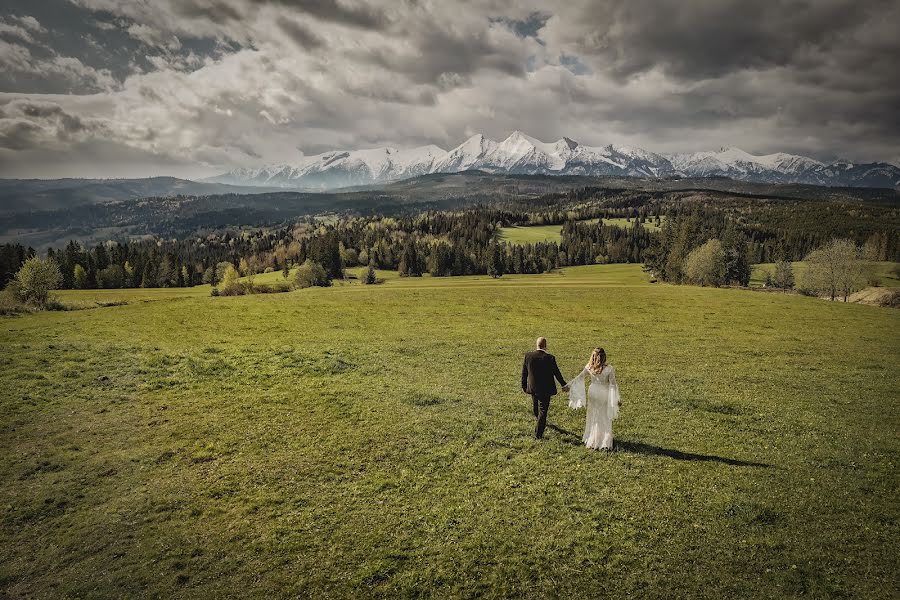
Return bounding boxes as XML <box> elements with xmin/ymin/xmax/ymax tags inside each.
<box><xmin>567</xmin><ymin>348</ymin><xmax>621</xmax><ymax>450</ymax></box>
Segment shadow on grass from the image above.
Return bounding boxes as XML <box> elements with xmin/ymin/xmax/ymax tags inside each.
<box><xmin>546</xmin><ymin>425</ymin><xmax>770</xmax><ymax>468</ymax></box>
<box><xmin>546</xmin><ymin>423</ymin><xmax>582</xmax><ymax>444</ymax></box>
<box><xmin>617</xmin><ymin>440</ymin><xmax>771</xmax><ymax>468</ymax></box>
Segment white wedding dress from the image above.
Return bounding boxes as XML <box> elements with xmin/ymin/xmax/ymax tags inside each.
<box><xmin>567</xmin><ymin>365</ymin><xmax>620</xmax><ymax>450</ymax></box>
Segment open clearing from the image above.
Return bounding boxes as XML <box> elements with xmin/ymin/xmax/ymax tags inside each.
<box><xmin>1</xmin><ymin>264</ymin><xmax>898</xmax><ymax>598</ymax></box>
<box><xmin>497</xmin><ymin>217</ymin><xmax>662</xmax><ymax>245</ymax></box>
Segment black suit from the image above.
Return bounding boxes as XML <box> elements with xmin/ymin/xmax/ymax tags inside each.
<box><xmin>521</xmin><ymin>349</ymin><xmax>568</xmax><ymax>438</ymax></box>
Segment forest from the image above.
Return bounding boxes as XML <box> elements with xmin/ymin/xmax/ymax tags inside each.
<box><xmin>1</xmin><ymin>184</ymin><xmax>898</xmax><ymax>291</ymax></box>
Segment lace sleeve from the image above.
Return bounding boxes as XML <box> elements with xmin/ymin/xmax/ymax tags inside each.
<box><xmin>608</xmin><ymin>365</ymin><xmax>620</xmax><ymax>420</ymax></box>
<box><xmin>568</xmin><ymin>367</ymin><xmax>588</xmax><ymax>409</ymax></box>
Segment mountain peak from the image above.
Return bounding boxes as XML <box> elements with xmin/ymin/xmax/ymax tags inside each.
<box><xmin>209</xmin><ymin>130</ymin><xmax>899</xmax><ymax>190</ymax></box>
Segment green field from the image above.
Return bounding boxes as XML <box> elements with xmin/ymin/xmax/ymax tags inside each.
<box><xmin>498</xmin><ymin>217</ymin><xmax>662</xmax><ymax>245</ymax></box>
<box><xmin>496</xmin><ymin>223</ymin><xmax>565</xmax><ymax>244</ymax></box>
<box><xmin>601</xmin><ymin>217</ymin><xmax>663</xmax><ymax>232</ymax></box>
<box><xmin>750</xmin><ymin>261</ymin><xmax>900</xmax><ymax>288</ymax></box>
<box><xmin>2</xmin><ymin>265</ymin><xmax>898</xmax><ymax>598</ymax></box>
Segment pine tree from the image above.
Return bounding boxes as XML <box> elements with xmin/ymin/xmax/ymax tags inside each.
<box><xmin>488</xmin><ymin>244</ymin><xmax>505</xmax><ymax>279</ymax></box>
<box><xmin>721</xmin><ymin>222</ymin><xmax>751</xmax><ymax>286</ymax></box>
<box><xmin>362</xmin><ymin>264</ymin><xmax>377</xmax><ymax>285</ymax></box>
<box><xmin>398</xmin><ymin>239</ymin><xmax>421</xmax><ymax>276</ymax></box>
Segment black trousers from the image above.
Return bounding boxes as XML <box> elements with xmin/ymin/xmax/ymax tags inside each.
<box><xmin>532</xmin><ymin>393</ymin><xmax>551</xmax><ymax>439</ymax></box>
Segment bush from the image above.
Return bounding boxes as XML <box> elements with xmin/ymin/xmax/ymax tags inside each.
<box><xmin>0</xmin><ymin>283</ymin><xmax>27</xmax><ymax>315</ymax></box>
<box><xmin>220</xmin><ymin>282</ymin><xmax>250</xmax><ymax>296</ymax></box>
<box><xmin>294</xmin><ymin>260</ymin><xmax>330</xmax><ymax>289</ymax></box>
<box><xmin>253</xmin><ymin>282</ymin><xmax>292</xmax><ymax>294</ymax></box>
<box><xmin>362</xmin><ymin>265</ymin><xmax>377</xmax><ymax>285</ymax></box>
<box><xmin>14</xmin><ymin>256</ymin><xmax>62</xmax><ymax>307</ymax></box>
<box><xmin>773</xmin><ymin>260</ymin><xmax>794</xmax><ymax>292</ymax></box>
<box><xmin>43</xmin><ymin>297</ymin><xmax>70</xmax><ymax>311</ymax></box>
<box><xmin>880</xmin><ymin>289</ymin><xmax>900</xmax><ymax>308</ymax></box>
<box><xmin>684</xmin><ymin>239</ymin><xmax>725</xmax><ymax>287</ymax></box>
<box><xmin>219</xmin><ymin>264</ymin><xmax>242</xmax><ymax>295</ymax></box>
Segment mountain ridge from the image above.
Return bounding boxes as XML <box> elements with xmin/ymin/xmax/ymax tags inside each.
<box><xmin>207</xmin><ymin>131</ymin><xmax>900</xmax><ymax>190</ymax></box>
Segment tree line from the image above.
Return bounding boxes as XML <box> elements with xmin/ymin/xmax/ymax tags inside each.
<box><xmin>1</xmin><ymin>185</ymin><xmax>896</xmax><ymax>293</ymax></box>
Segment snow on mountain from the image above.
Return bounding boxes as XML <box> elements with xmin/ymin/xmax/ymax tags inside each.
<box><xmin>668</xmin><ymin>147</ymin><xmax>840</xmax><ymax>184</ymax></box>
<box><xmin>430</xmin><ymin>134</ymin><xmax>498</xmax><ymax>173</ymax></box>
<box><xmin>209</xmin><ymin>133</ymin><xmax>899</xmax><ymax>190</ymax></box>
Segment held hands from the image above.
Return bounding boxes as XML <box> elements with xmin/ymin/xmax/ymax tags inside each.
<box><xmin>562</xmin><ymin>385</ymin><xmax>570</xmax><ymax>392</ymax></box>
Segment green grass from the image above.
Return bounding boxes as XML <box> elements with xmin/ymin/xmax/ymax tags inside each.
<box><xmin>751</xmin><ymin>261</ymin><xmax>900</xmax><ymax>288</ymax></box>
<box><xmin>496</xmin><ymin>223</ymin><xmax>564</xmax><ymax>244</ymax></box>
<box><xmin>498</xmin><ymin>216</ymin><xmax>663</xmax><ymax>245</ymax></box>
<box><xmin>602</xmin><ymin>216</ymin><xmax>664</xmax><ymax>232</ymax></box>
<box><xmin>2</xmin><ymin>265</ymin><xmax>898</xmax><ymax>598</ymax></box>
<box><xmin>57</xmin><ymin>285</ymin><xmax>212</xmax><ymax>307</ymax></box>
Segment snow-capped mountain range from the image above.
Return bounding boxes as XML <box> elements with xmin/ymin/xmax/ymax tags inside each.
<box><xmin>208</xmin><ymin>131</ymin><xmax>900</xmax><ymax>190</ymax></box>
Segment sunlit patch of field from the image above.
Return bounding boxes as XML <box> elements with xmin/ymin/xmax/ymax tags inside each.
<box><xmin>496</xmin><ymin>223</ymin><xmax>564</xmax><ymax>244</ymax></box>
<box><xmin>498</xmin><ymin>216</ymin><xmax>663</xmax><ymax>245</ymax></box>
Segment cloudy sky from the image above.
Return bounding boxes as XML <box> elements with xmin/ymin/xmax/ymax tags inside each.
<box><xmin>1</xmin><ymin>0</ymin><xmax>898</xmax><ymax>178</ymax></box>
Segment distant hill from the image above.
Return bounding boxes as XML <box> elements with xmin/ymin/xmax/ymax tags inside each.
<box><xmin>2</xmin><ymin>172</ymin><xmax>897</xmax><ymax>250</ymax></box>
<box><xmin>0</xmin><ymin>177</ymin><xmax>284</xmax><ymax>214</ymax></box>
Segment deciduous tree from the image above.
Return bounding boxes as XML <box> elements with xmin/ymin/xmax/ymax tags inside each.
<box><xmin>14</xmin><ymin>256</ymin><xmax>62</xmax><ymax>307</ymax></box>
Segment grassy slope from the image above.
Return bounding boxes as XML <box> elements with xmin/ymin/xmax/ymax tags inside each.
<box><xmin>498</xmin><ymin>217</ymin><xmax>662</xmax><ymax>245</ymax></box>
<box><xmin>1</xmin><ymin>265</ymin><xmax>898</xmax><ymax>598</ymax></box>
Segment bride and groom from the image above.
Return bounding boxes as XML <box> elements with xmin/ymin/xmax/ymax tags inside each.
<box><xmin>521</xmin><ymin>337</ymin><xmax>621</xmax><ymax>450</ymax></box>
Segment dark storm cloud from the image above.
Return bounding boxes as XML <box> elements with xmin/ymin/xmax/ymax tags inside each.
<box><xmin>250</xmin><ymin>0</ymin><xmax>389</xmax><ymax>30</ymax></box>
<box><xmin>358</xmin><ymin>19</ymin><xmax>529</xmax><ymax>87</ymax></box>
<box><xmin>276</xmin><ymin>16</ymin><xmax>324</xmax><ymax>49</ymax></box>
<box><xmin>1</xmin><ymin>0</ymin><xmax>899</xmax><ymax>177</ymax></box>
<box><xmin>1</xmin><ymin>0</ymin><xmax>233</xmax><ymax>93</ymax></box>
<box><xmin>172</xmin><ymin>0</ymin><xmax>245</xmax><ymax>24</ymax></box>
<box><xmin>548</xmin><ymin>0</ymin><xmax>894</xmax><ymax>80</ymax></box>
<box><xmin>0</xmin><ymin>98</ymin><xmax>111</xmax><ymax>151</ymax></box>
<box><xmin>537</xmin><ymin>0</ymin><xmax>900</xmax><ymax>161</ymax></box>
<box><xmin>0</xmin><ymin>119</ymin><xmax>43</xmax><ymax>150</ymax></box>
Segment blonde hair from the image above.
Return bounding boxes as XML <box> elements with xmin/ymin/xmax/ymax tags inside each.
<box><xmin>587</xmin><ymin>347</ymin><xmax>607</xmax><ymax>374</ymax></box>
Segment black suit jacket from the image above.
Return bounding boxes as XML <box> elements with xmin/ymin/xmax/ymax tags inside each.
<box><xmin>522</xmin><ymin>350</ymin><xmax>567</xmax><ymax>397</ymax></box>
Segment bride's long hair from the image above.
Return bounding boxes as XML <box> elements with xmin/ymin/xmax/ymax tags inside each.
<box><xmin>587</xmin><ymin>347</ymin><xmax>607</xmax><ymax>374</ymax></box>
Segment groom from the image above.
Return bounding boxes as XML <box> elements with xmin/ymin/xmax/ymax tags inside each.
<box><xmin>522</xmin><ymin>337</ymin><xmax>569</xmax><ymax>439</ymax></box>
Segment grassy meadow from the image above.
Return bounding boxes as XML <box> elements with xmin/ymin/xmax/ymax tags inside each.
<box><xmin>1</xmin><ymin>264</ymin><xmax>898</xmax><ymax>598</ymax></box>
<box><xmin>496</xmin><ymin>223</ymin><xmax>565</xmax><ymax>245</ymax></box>
<box><xmin>497</xmin><ymin>216</ymin><xmax>662</xmax><ymax>245</ymax></box>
